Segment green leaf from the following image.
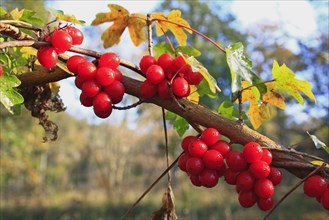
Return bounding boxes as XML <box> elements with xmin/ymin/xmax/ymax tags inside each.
<box><xmin>173</xmin><ymin>116</ymin><xmax>189</xmax><ymax>137</ymax></box>
<box><xmin>153</xmin><ymin>42</ymin><xmax>201</xmax><ymax>59</ymax></box>
<box><xmin>218</xmin><ymin>101</ymin><xmax>235</xmax><ymax>120</ymax></box>
<box><xmin>0</xmin><ymin>7</ymin><xmax>7</xmax><ymax>17</ymax></box>
<box><xmin>20</xmin><ymin>9</ymin><xmax>44</xmax><ymax>27</ymax></box>
<box><xmin>176</xmin><ymin>46</ymin><xmax>201</xmax><ymax>57</ymax></box>
<box><xmin>307</xmin><ymin>131</ymin><xmax>329</xmax><ymax>154</ymax></box>
<box><xmin>272</xmin><ymin>60</ymin><xmax>316</xmax><ymax>105</ymax></box>
<box><xmin>165</xmin><ymin>111</ymin><xmax>176</xmax><ymax>120</ymax></box>
<box><xmin>0</xmin><ymin>75</ymin><xmax>24</xmax><ymax>114</ymax></box>
<box><xmin>196</xmin><ymin>79</ymin><xmax>217</xmax><ymax>99</ymax></box>
<box><xmin>226</xmin><ymin>42</ymin><xmax>262</xmax><ymax>94</ymax></box>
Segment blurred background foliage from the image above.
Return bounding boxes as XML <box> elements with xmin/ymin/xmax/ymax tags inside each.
<box><xmin>1</xmin><ymin>0</ymin><xmax>328</xmax><ymax>219</ymax></box>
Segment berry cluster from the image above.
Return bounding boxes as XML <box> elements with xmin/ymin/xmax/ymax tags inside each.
<box><xmin>37</xmin><ymin>25</ymin><xmax>84</xmax><ymax>68</ymax></box>
<box><xmin>303</xmin><ymin>174</ymin><xmax>329</xmax><ymax>210</ymax></box>
<box><xmin>67</xmin><ymin>52</ymin><xmax>125</xmax><ymax>118</ymax></box>
<box><xmin>139</xmin><ymin>54</ymin><xmax>203</xmax><ymax>99</ymax></box>
<box><xmin>178</xmin><ymin>128</ymin><xmax>283</xmax><ymax>211</ymax></box>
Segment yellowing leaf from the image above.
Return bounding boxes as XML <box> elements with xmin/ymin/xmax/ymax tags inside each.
<box><xmin>152</xmin><ymin>10</ymin><xmax>192</xmax><ymax>46</ymax></box>
<box><xmin>311</xmin><ymin>160</ymin><xmax>329</xmax><ymax>168</ymax></box>
<box><xmin>92</xmin><ymin>5</ymin><xmax>146</xmax><ymax>48</ymax></box>
<box><xmin>187</xmin><ymin>85</ymin><xmax>199</xmax><ymax>103</ymax></box>
<box><xmin>49</xmin><ymin>82</ymin><xmax>60</xmax><ymax>96</ymax></box>
<box><xmin>263</xmin><ymin>81</ymin><xmax>286</xmax><ymax>109</ymax></box>
<box><xmin>20</xmin><ymin>47</ymin><xmax>37</xmax><ymax>59</ymax></box>
<box><xmin>56</xmin><ymin>14</ymin><xmax>85</xmax><ymax>24</ymax></box>
<box><xmin>6</xmin><ymin>8</ymin><xmax>24</xmax><ymax>20</ymax></box>
<box><xmin>272</xmin><ymin>60</ymin><xmax>316</xmax><ymax>105</ymax></box>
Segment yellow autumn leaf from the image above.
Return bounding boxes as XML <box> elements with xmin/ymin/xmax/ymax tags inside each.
<box><xmin>187</xmin><ymin>85</ymin><xmax>199</xmax><ymax>103</ymax></box>
<box><xmin>272</xmin><ymin>60</ymin><xmax>316</xmax><ymax>105</ymax></box>
<box><xmin>311</xmin><ymin>160</ymin><xmax>329</xmax><ymax>168</ymax></box>
<box><xmin>152</xmin><ymin>10</ymin><xmax>192</xmax><ymax>46</ymax></box>
<box><xmin>128</xmin><ymin>13</ymin><xmax>146</xmax><ymax>46</ymax></box>
<box><xmin>263</xmin><ymin>81</ymin><xmax>286</xmax><ymax>109</ymax></box>
<box><xmin>56</xmin><ymin>14</ymin><xmax>84</xmax><ymax>24</ymax></box>
<box><xmin>20</xmin><ymin>47</ymin><xmax>37</xmax><ymax>59</ymax></box>
<box><xmin>6</xmin><ymin>8</ymin><xmax>24</xmax><ymax>20</ymax></box>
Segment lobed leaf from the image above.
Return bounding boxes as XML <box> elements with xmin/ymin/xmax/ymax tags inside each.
<box><xmin>262</xmin><ymin>81</ymin><xmax>286</xmax><ymax>109</ymax></box>
<box><xmin>0</xmin><ymin>75</ymin><xmax>24</xmax><ymax>114</ymax></box>
<box><xmin>165</xmin><ymin>111</ymin><xmax>189</xmax><ymax>137</ymax></box>
<box><xmin>20</xmin><ymin>9</ymin><xmax>44</xmax><ymax>27</ymax></box>
<box><xmin>127</xmin><ymin>13</ymin><xmax>146</xmax><ymax>46</ymax></box>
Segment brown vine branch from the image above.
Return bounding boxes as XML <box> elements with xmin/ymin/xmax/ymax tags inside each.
<box><xmin>112</xmin><ymin>99</ymin><xmax>143</xmax><ymax>110</ymax></box>
<box><xmin>0</xmin><ymin>22</ymin><xmax>35</xmax><ymax>40</ymax></box>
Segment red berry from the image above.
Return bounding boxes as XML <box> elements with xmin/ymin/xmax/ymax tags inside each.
<box><xmin>93</xmin><ymin>107</ymin><xmax>112</xmax><ymax>119</ymax></box>
<box><xmin>303</xmin><ymin>175</ymin><xmax>328</xmax><ymax>197</ymax></box>
<box><xmin>188</xmin><ymin>139</ymin><xmax>208</xmax><ymax>158</ymax></box>
<box><xmin>226</xmin><ymin>151</ymin><xmax>248</xmax><ymax>172</ymax></box>
<box><xmin>157</xmin><ymin>53</ymin><xmax>175</xmax><ymax>75</ymax></box>
<box><xmin>0</xmin><ymin>65</ymin><xmax>3</xmax><ymax>76</ymax></box>
<box><xmin>200</xmin><ymin>128</ymin><xmax>220</xmax><ymax>146</ymax></box>
<box><xmin>249</xmin><ymin>160</ymin><xmax>271</xmax><ymax>179</ymax></box>
<box><xmin>257</xmin><ymin>197</ymin><xmax>274</xmax><ymax>211</ymax></box>
<box><xmin>261</xmin><ymin>149</ymin><xmax>273</xmax><ymax>164</ymax></box>
<box><xmin>254</xmin><ymin>178</ymin><xmax>274</xmax><ymax>199</ymax></box>
<box><xmin>186</xmin><ymin>157</ymin><xmax>204</xmax><ymax>175</ymax></box>
<box><xmin>37</xmin><ymin>46</ymin><xmax>58</xmax><ymax>68</ymax></box>
<box><xmin>63</xmin><ymin>26</ymin><xmax>84</xmax><ymax>45</ymax></box>
<box><xmin>95</xmin><ymin>67</ymin><xmax>115</xmax><ymax>86</ymax></box>
<box><xmin>67</xmin><ymin>55</ymin><xmax>86</xmax><ymax>74</ymax></box>
<box><xmin>202</xmin><ymin>149</ymin><xmax>224</xmax><ymax>170</ymax></box>
<box><xmin>140</xmin><ymin>55</ymin><xmax>157</xmax><ymax>74</ymax></box>
<box><xmin>77</xmin><ymin>62</ymin><xmax>97</xmax><ymax>80</ymax></box>
<box><xmin>157</xmin><ymin>80</ymin><xmax>171</xmax><ymax>99</ymax></box>
<box><xmin>243</xmin><ymin>142</ymin><xmax>263</xmax><ymax>163</ymax></box>
<box><xmin>236</xmin><ymin>170</ymin><xmax>255</xmax><ymax>191</ymax></box>
<box><xmin>79</xmin><ymin>92</ymin><xmax>93</xmax><ymax>107</ymax></box>
<box><xmin>199</xmin><ymin>169</ymin><xmax>219</xmax><ymax>188</ymax></box>
<box><xmin>321</xmin><ymin>188</ymin><xmax>329</xmax><ymax>210</ymax></box>
<box><xmin>103</xmin><ymin>80</ymin><xmax>125</xmax><ymax>104</ymax></box>
<box><xmin>184</xmin><ymin>68</ymin><xmax>203</xmax><ymax>85</ymax></box>
<box><xmin>210</xmin><ymin>140</ymin><xmax>232</xmax><ymax>158</ymax></box>
<box><xmin>81</xmin><ymin>79</ymin><xmax>101</xmax><ymax>97</ymax></box>
<box><xmin>217</xmin><ymin>164</ymin><xmax>227</xmax><ymax>177</ymax></box>
<box><xmin>181</xmin><ymin>136</ymin><xmax>197</xmax><ymax>151</ymax></box>
<box><xmin>172</xmin><ymin>54</ymin><xmax>189</xmax><ymax>74</ymax></box>
<box><xmin>74</xmin><ymin>76</ymin><xmax>85</xmax><ymax>89</ymax></box>
<box><xmin>178</xmin><ymin>152</ymin><xmax>191</xmax><ymax>172</ymax></box>
<box><xmin>51</xmin><ymin>30</ymin><xmax>72</xmax><ymax>53</ymax></box>
<box><xmin>224</xmin><ymin>168</ymin><xmax>239</xmax><ymax>185</ymax></box>
<box><xmin>140</xmin><ymin>80</ymin><xmax>157</xmax><ymax>98</ymax></box>
<box><xmin>172</xmin><ymin>77</ymin><xmax>190</xmax><ymax>97</ymax></box>
<box><xmin>93</xmin><ymin>92</ymin><xmax>112</xmax><ymax>112</ymax></box>
<box><xmin>268</xmin><ymin>167</ymin><xmax>282</xmax><ymax>186</ymax></box>
<box><xmin>146</xmin><ymin>64</ymin><xmax>165</xmax><ymax>85</ymax></box>
<box><xmin>99</xmin><ymin>52</ymin><xmax>120</xmax><ymax>69</ymax></box>
<box><xmin>114</xmin><ymin>69</ymin><xmax>123</xmax><ymax>81</ymax></box>
<box><xmin>239</xmin><ymin>190</ymin><xmax>257</xmax><ymax>208</ymax></box>
<box><xmin>189</xmin><ymin>174</ymin><xmax>202</xmax><ymax>187</ymax></box>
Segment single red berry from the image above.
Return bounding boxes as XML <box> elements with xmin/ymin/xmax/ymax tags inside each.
<box><xmin>268</xmin><ymin>166</ymin><xmax>282</xmax><ymax>186</ymax></box>
<box><xmin>37</xmin><ymin>46</ymin><xmax>58</xmax><ymax>68</ymax></box>
<box><xmin>199</xmin><ymin>169</ymin><xmax>219</xmax><ymax>188</ymax></box>
<box><xmin>140</xmin><ymin>55</ymin><xmax>157</xmax><ymax>74</ymax></box>
<box><xmin>224</xmin><ymin>168</ymin><xmax>239</xmax><ymax>185</ymax></box>
<box><xmin>181</xmin><ymin>136</ymin><xmax>197</xmax><ymax>151</ymax></box>
<box><xmin>146</xmin><ymin>64</ymin><xmax>165</xmax><ymax>85</ymax></box>
<box><xmin>200</xmin><ymin>128</ymin><xmax>220</xmax><ymax>146</ymax></box>
<box><xmin>74</xmin><ymin>76</ymin><xmax>85</xmax><ymax>89</ymax></box>
<box><xmin>93</xmin><ymin>92</ymin><xmax>112</xmax><ymax>112</ymax></box>
<box><xmin>226</xmin><ymin>151</ymin><xmax>248</xmax><ymax>172</ymax></box>
<box><xmin>188</xmin><ymin>139</ymin><xmax>208</xmax><ymax>158</ymax></box>
<box><xmin>202</xmin><ymin>149</ymin><xmax>224</xmax><ymax>170</ymax></box>
<box><xmin>63</xmin><ymin>26</ymin><xmax>84</xmax><ymax>45</ymax></box>
<box><xmin>67</xmin><ymin>55</ymin><xmax>86</xmax><ymax>74</ymax></box>
<box><xmin>236</xmin><ymin>170</ymin><xmax>255</xmax><ymax>191</ymax></box>
<box><xmin>81</xmin><ymin>79</ymin><xmax>101</xmax><ymax>97</ymax></box>
<box><xmin>95</xmin><ymin>67</ymin><xmax>115</xmax><ymax>86</ymax></box>
<box><xmin>243</xmin><ymin>142</ymin><xmax>263</xmax><ymax>163</ymax></box>
<box><xmin>254</xmin><ymin>178</ymin><xmax>274</xmax><ymax>199</ymax></box>
<box><xmin>77</xmin><ymin>62</ymin><xmax>97</xmax><ymax>80</ymax></box>
<box><xmin>257</xmin><ymin>197</ymin><xmax>274</xmax><ymax>211</ymax></box>
<box><xmin>249</xmin><ymin>160</ymin><xmax>271</xmax><ymax>179</ymax></box>
<box><xmin>303</xmin><ymin>175</ymin><xmax>328</xmax><ymax>197</ymax></box>
<box><xmin>217</xmin><ymin>164</ymin><xmax>227</xmax><ymax>177</ymax></box>
<box><xmin>189</xmin><ymin>174</ymin><xmax>202</xmax><ymax>187</ymax></box>
<box><xmin>51</xmin><ymin>30</ymin><xmax>72</xmax><ymax>53</ymax></box>
<box><xmin>210</xmin><ymin>140</ymin><xmax>232</xmax><ymax>158</ymax></box>
<box><xmin>114</xmin><ymin>69</ymin><xmax>123</xmax><ymax>81</ymax></box>
<box><xmin>321</xmin><ymin>188</ymin><xmax>329</xmax><ymax>210</ymax></box>
<box><xmin>172</xmin><ymin>54</ymin><xmax>189</xmax><ymax>74</ymax></box>
<box><xmin>140</xmin><ymin>80</ymin><xmax>157</xmax><ymax>98</ymax></box>
<box><xmin>98</xmin><ymin>52</ymin><xmax>120</xmax><ymax>69</ymax></box>
<box><xmin>79</xmin><ymin>92</ymin><xmax>93</xmax><ymax>107</ymax></box>
<box><xmin>186</xmin><ymin>157</ymin><xmax>204</xmax><ymax>175</ymax></box>
<box><xmin>93</xmin><ymin>107</ymin><xmax>112</xmax><ymax>119</ymax></box>
<box><xmin>239</xmin><ymin>190</ymin><xmax>257</xmax><ymax>208</ymax></box>
<box><xmin>184</xmin><ymin>68</ymin><xmax>203</xmax><ymax>85</ymax></box>
<box><xmin>157</xmin><ymin>53</ymin><xmax>175</xmax><ymax>76</ymax></box>
<box><xmin>261</xmin><ymin>149</ymin><xmax>273</xmax><ymax>164</ymax></box>
<box><xmin>103</xmin><ymin>80</ymin><xmax>125</xmax><ymax>104</ymax></box>
<box><xmin>172</xmin><ymin>77</ymin><xmax>190</xmax><ymax>97</ymax></box>
<box><xmin>157</xmin><ymin>80</ymin><xmax>171</xmax><ymax>99</ymax></box>
<box><xmin>178</xmin><ymin>152</ymin><xmax>191</xmax><ymax>172</ymax></box>
<box><xmin>0</xmin><ymin>65</ymin><xmax>3</xmax><ymax>77</ymax></box>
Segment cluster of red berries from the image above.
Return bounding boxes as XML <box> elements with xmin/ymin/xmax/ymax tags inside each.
<box><xmin>303</xmin><ymin>174</ymin><xmax>329</xmax><ymax>210</ymax></box>
<box><xmin>139</xmin><ymin>53</ymin><xmax>203</xmax><ymax>99</ymax></box>
<box><xmin>37</xmin><ymin>25</ymin><xmax>84</xmax><ymax>68</ymax></box>
<box><xmin>178</xmin><ymin>128</ymin><xmax>283</xmax><ymax>211</ymax></box>
<box><xmin>67</xmin><ymin>52</ymin><xmax>125</xmax><ymax>118</ymax></box>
